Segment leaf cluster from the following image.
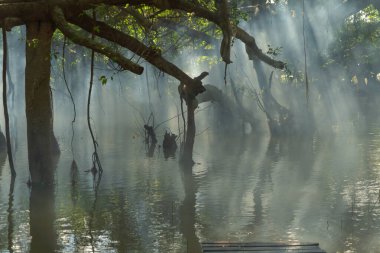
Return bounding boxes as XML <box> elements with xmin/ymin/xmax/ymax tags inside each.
<box><xmin>328</xmin><ymin>5</ymin><xmax>380</xmax><ymax>70</ymax></box>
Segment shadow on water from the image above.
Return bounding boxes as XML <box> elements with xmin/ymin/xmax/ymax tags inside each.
<box><xmin>179</xmin><ymin>163</ymin><xmax>202</xmax><ymax>253</ymax></box>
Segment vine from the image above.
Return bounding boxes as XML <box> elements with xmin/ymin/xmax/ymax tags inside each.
<box><xmin>2</xmin><ymin>24</ymin><xmax>15</xmax><ymax>177</ymax></box>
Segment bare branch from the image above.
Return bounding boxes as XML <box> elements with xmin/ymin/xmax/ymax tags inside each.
<box><xmin>52</xmin><ymin>6</ymin><xmax>143</xmax><ymax>75</ymax></box>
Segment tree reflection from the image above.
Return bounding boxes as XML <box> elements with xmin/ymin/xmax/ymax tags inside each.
<box><xmin>29</xmin><ymin>184</ymin><xmax>56</xmax><ymax>253</ymax></box>
<box><xmin>88</xmin><ymin>173</ymin><xmax>102</xmax><ymax>252</ymax></box>
<box><xmin>70</xmin><ymin>160</ymin><xmax>79</xmax><ymax>206</ymax></box>
<box><xmin>7</xmin><ymin>176</ymin><xmax>15</xmax><ymax>253</ymax></box>
<box><xmin>179</xmin><ymin>164</ymin><xmax>201</xmax><ymax>252</ymax></box>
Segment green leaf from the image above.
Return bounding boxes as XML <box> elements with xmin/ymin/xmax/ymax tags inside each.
<box><xmin>99</xmin><ymin>75</ymin><xmax>108</xmax><ymax>85</ymax></box>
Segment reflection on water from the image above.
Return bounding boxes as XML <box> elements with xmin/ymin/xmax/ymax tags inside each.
<box><xmin>30</xmin><ymin>185</ymin><xmax>56</xmax><ymax>253</ymax></box>
<box><xmin>1</xmin><ymin>120</ymin><xmax>380</xmax><ymax>253</ymax></box>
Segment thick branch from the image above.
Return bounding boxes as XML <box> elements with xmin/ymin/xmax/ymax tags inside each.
<box><xmin>52</xmin><ymin>7</ymin><xmax>143</xmax><ymax>74</ymax></box>
<box><xmin>216</xmin><ymin>0</ymin><xmax>232</xmax><ymax>63</ymax></box>
<box><xmin>237</xmin><ymin>28</ymin><xmax>285</xmax><ymax>69</ymax></box>
<box><xmin>0</xmin><ymin>17</ymin><xmax>23</xmax><ymax>31</ymax></box>
<box><xmin>0</xmin><ymin>0</ymin><xmax>127</xmax><ymax>25</ymax></box>
<box><xmin>69</xmin><ymin>12</ymin><xmax>200</xmax><ymax>86</ymax></box>
<box><xmin>0</xmin><ymin>1</ymin><xmax>49</xmax><ymax>21</ymax></box>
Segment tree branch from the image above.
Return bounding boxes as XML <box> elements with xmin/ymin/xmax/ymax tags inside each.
<box><xmin>68</xmin><ymin>12</ymin><xmax>201</xmax><ymax>87</ymax></box>
<box><xmin>129</xmin><ymin>0</ymin><xmax>285</xmax><ymax>69</ymax></box>
<box><xmin>237</xmin><ymin>28</ymin><xmax>285</xmax><ymax>69</ymax></box>
<box><xmin>0</xmin><ymin>0</ymin><xmax>285</xmax><ymax>69</ymax></box>
<box><xmin>122</xmin><ymin>7</ymin><xmax>217</xmax><ymax>45</ymax></box>
<box><xmin>52</xmin><ymin>6</ymin><xmax>143</xmax><ymax>75</ymax></box>
<box><xmin>215</xmin><ymin>0</ymin><xmax>232</xmax><ymax>63</ymax></box>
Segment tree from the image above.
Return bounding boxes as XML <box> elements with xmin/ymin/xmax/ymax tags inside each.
<box><xmin>0</xmin><ymin>0</ymin><xmax>284</xmax><ymax>183</ymax></box>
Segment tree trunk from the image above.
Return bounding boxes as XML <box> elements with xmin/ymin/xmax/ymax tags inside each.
<box><xmin>25</xmin><ymin>21</ymin><xmax>59</xmax><ymax>185</ymax></box>
<box><xmin>253</xmin><ymin>58</ymin><xmax>293</xmax><ymax>136</ymax></box>
<box><xmin>182</xmin><ymin>100</ymin><xmax>196</xmax><ymax>165</ymax></box>
<box><xmin>179</xmin><ymin>72</ymin><xmax>208</xmax><ymax>166</ymax></box>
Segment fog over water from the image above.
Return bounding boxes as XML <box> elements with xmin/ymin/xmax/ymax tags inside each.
<box><xmin>1</xmin><ymin>2</ymin><xmax>380</xmax><ymax>253</ymax></box>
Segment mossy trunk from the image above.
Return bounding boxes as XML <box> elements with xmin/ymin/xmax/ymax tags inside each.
<box><xmin>25</xmin><ymin>22</ymin><xmax>59</xmax><ymax>185</ymax></box>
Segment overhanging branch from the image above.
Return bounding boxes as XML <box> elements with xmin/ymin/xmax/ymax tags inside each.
<box><xmin>69</xmin><ymin>12</ymin><xmax>200</xmax><ymax>87</ymax></box>
<box><xmin>122</xmin><ymin>7</ymin><xmax>217</xmax><ymax>45</ymax></box>
<box><xmin>129</xmin><ymin>0</ymin><xmax>285</xmax><ymax>69</ymax></box>
<box><xmin>237</xmin><ymin>28</ymin><xmax>285</xmax><ymax>69</ymax></box>
<box><xmin>52</xmin><ymin>7</ymin><xmax>143</xmax><ymax>75</ymax></box>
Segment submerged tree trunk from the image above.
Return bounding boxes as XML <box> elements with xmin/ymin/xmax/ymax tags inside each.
<box><xmin>253</xmin><ymin>58</ymin><xmax>293</xmax><ymax>136</ymax></box>
<box><xmin>179</xmin><ymin>72</ymin><xmax>208</xmax><ymax>166</ymax></box>
<box><xmin>182</xmin><ymin>100</ymin><xmax>196</xmax><ymax>165</ymax></box>
<box><xmin>197</xmin><ymin>83</ymin><xmax>258</xmax><ymax>131</ymax></box>
<box><xmin>25</xmin><ymin>22</ymin><xmax>59</xmax><ymax>185</ymax></box>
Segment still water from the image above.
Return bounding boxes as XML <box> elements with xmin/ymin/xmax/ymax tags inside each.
<box><xmin>0</xmin><ymin>114</ymin><xmax>380</xmax><ymax>252</ymax></box>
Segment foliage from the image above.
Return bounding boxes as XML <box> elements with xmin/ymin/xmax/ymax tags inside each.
<box><xmin>327</xmin><ymin>5</ymin><xmax>380</xmax><ymax>74</ymax></box>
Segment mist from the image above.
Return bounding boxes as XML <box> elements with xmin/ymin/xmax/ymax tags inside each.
<box><xmin>0</xmin><ymin>1</ymin><xmax>380</xmax><ymax>253</ymax></box>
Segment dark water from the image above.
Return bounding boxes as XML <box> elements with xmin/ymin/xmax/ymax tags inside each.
<box><xmin>1</xmin><ymin>114</ymin><xmax>380</xmax><ymax>252</ymax></box>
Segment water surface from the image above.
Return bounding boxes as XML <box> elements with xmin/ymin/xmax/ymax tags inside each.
<box><xmin>0</xmin><ymin>118</ymin><xmax>380</xmax><ymax>253</ymax></box>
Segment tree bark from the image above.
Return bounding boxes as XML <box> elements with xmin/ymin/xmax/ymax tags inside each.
<box><xmin>25</xmin><ymin>21</ymin><xmax>58</xmax><ymax>185</ymax></box>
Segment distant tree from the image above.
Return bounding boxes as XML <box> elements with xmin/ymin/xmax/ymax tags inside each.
<box><xmin>328</xmin><ymin>5</ymin><xmax>380</xmax><ymax>89</ymax></box>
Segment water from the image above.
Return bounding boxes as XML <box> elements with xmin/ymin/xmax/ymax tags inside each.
<box><xmin>0</xmin><ymin>112</ymin><xmax>380</xmax><ymax>253</ymax></box>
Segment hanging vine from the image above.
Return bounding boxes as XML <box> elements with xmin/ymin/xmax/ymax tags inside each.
<box><xmin>2</xmin><ymin>24</ymin><xmax>16</xmax><ymax>177</ymax></box>
<box><xmin>87</xmin><ymin>10</ymin><xmax>103</xmax><ymax>174</ymax></box>
<box><xmin>62</xmin><ymin>36</ymin><xmax>79</xmax><ymax>181</ymax></box>
<box><xmin>303</xmin><ymin>0</ymin><xmax>309</xmax><ymax>102</ymax></box>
